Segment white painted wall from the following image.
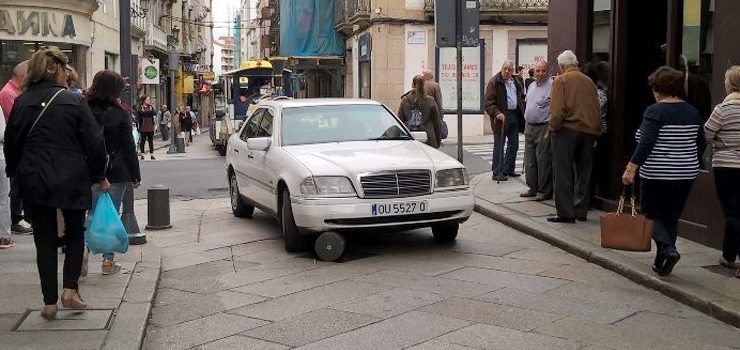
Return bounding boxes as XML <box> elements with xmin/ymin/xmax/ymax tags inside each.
<box><xmin>404</xmin><ymin>24</ymin><xmax>431</xmax><ymax>92</ymax></box>
<box><xmin>352</xmin><ymin>36</ymin><xmax>360</xmax><ymax>98</ymax></box>
<box><xmin>405</xmin><ymin>0</ymin><xmax>426</xmax><ymax>10</ymax></box>
<box><xmin>89</xmin><ymin>6</ymin><xmax>121</xmax><ymax>84</ymax></box>
<box><xmin>490</xmin><ymin>26</ymin><xmax>509</xmax><ymax>77</ymax></box>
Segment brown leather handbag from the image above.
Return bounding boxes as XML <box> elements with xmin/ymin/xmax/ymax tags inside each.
<box><xmin>599</xmin><ymin>187</ymin><xmax>654</xmax><ymax>252</ymax></box>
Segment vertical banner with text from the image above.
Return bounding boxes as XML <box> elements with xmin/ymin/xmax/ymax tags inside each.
<box><xmin>437</xmin><ymin>45</ymin><xmax>484</xmax><ymax>113</ymax></box>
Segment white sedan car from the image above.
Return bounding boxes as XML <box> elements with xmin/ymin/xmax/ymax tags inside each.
<box><xmin>226</xmin><ymin>98</ymin><xmax>474</xmax><ymax>259</ymax></box>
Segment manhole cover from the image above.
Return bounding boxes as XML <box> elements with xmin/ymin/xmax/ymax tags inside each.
<box><xmin>15</xmin><ymin>309</ymin><xmax>113</xmax><ymax>331</ymax></box>
<box><xmin>702</xmin><ymin>265</ymin><xmax>736</xmax><ymax>277</ymax></box>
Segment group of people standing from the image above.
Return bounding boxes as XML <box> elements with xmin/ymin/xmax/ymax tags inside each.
<box><xmin>1</xmin><ymin>46</ymin><xmax>143</xmax><ymax>319</ymax></box>
<box><xmin>134</xmin><ymin>98</ymin><xmax>200</xmax><ymax>158</ymax></box>
<box><xmin>486</xmin><ymin>49</ymin><xmax>740</xmax><ymax>278</ymax></box>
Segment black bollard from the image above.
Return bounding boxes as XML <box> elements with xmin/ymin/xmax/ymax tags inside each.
<box><xmin>146</xmin><ymin>185</ymin><xmax>172</xmax><ymax>230</ymax></box>
<box><xmin>122</xmin><ymin>182</ymin><xmax>146</xmax><ymax>245</ymax></box>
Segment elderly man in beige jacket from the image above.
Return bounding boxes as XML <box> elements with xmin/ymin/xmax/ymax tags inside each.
<box><xmin>548</xmin><ymin>50</ymin><xmax>602</xmax><ymax>223</ymax></box>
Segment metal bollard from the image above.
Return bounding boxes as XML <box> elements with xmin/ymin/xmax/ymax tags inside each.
<box><xmin>122</xmin><ymin>182</ymin><xmax>146</xmax><ymax>245</ymax></box>
<box><xmin>146</xmin><ymin>185</ymin><xmax>172</xmax><ymax>230</ymax></box>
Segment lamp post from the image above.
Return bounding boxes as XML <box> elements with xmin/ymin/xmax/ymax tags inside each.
<box><xmin>167</xmin><ymin>28</ymin><xmax>185</xmax><ymax>153</ymax></box>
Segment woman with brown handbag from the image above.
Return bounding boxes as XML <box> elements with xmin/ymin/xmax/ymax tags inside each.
<box><xmin>705</xmin><ymin>66</ymin><xmax>740</xmax><ymax>279</ymax></box>
<box><xmin>622</xmin><ymin>66</ymin><xmax>706</xmax><ymax>277</ymax></box>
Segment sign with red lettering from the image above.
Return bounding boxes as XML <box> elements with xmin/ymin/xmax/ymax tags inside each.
<box><xmin>516</xmin><ymin>40</ymin><xmax>548</xmax><ymax>73</ymax></box>
<box><xmin>437</xmin><ymin>46</ymin><xmax>483</xmax><ymax>112</ymax></box>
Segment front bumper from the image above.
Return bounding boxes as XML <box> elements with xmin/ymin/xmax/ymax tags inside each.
<box><xmin>291</xmin><ymin>189</ymin><xmax>474</xmax><ymax>233</ymax></box>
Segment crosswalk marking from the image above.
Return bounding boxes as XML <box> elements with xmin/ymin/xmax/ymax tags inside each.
<box><xmin>463</xmin><ymin>136</ymin><xmax>526</xmax><ymax>174</ymax></box>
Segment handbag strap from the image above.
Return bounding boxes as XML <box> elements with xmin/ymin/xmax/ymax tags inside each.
<box><xmin>617</xmin><ymin>185</ymin><xmax>638</xmax><ymax>217</ymax></box>
<box><xmin>27</xmin><ymin>89</ymin><xmax>64</xmax><ymax>138</ymax></box>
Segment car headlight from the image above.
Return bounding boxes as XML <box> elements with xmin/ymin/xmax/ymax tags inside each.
<box><xmin>435</xmin><ymin>168</ymin><xmax>469</xmax><ymax>188</ymax></box>
<box><xmin>300</xmin><ymin>176</ymin><xmax>357</xmax><ymax>197</ymax></box>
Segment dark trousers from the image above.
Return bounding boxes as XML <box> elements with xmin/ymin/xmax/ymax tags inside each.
<box><xmin>492</xmin><ymin>110</ymin><xmax>520</xmax><ymax>176</ymax></box>
<box><xmin>523</xmin><ymin>122</ymin><xmax>552</xmax><ymax>196</ymax></box>
<box><xmin>714</xmin><ymin>168</ymin><xmax>740</xmax><ymax>262</ymax></box>
<box><xmin>140</xmin><ymin>131</ymin><xmax>154</xmax><ymax>154</ymax></box>
<box><xmin>640</xmin><ymin>179</ymin><xmax>694</xmax><ymax>256</ymax></box>
<box><xmin>9</xmin><ymin>177</ymin><xmax>31</xmax><ymax>225</ymax></box>
<box><xmin>159</xmin><ymin>124</ymin><xmax>169</xmax><ymax>141</ymax></box>
<box><xmin>31</xmin><ymin>205</ymin><xmax>86</xmax><ymax>305</ymax></box>
<box><xmin>552</xmin><ymin>128</ymin><xmax>596</xmax><ymax>219</ymax></box>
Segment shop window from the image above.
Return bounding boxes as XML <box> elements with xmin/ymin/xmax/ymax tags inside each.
<box><xmin>681</xmin><ymin>0</ymin><xmax>713</xmax><ymax>122</ymax></box>
<box><xmin>105</xmin><ymin>52</ymin><xmax>118</xmax><ymax>71</ymax></box>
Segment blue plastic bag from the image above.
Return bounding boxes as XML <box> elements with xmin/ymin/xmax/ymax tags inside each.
<box><xmin>87</xmin><ymin>192</ymin><xmax>129</xmax><ymax>255</ymax></box>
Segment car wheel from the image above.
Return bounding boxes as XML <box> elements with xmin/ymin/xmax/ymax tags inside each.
<box><xmin>230</xmin><ymin>172</ymin><xmax>254</xmax><ymax>218</ymax></box>
<box><xmin>281</xmin><ymin>189</ymin><xmax>308</xmax><ymax>252</ymax></box>
<box><xmin>432</xmin><ymin>222</ymin><xmax>459</xmax><ymax>243</ymax></box>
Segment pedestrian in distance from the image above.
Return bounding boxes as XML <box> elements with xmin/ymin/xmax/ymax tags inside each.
<box><xmin>484</xmin><ymin>60</ymin><xmax>525</xmax><ymax>181</ymax></box>
<box><xmin>422</xmin><ymin>69</ymin><xmax>447</xmax><ymax>141</ymax></box>
<box><xmin>180</xmin><ymin>106</ymin><xmax>192</xmax><ymax>146</ymax></box>
<box><xmin>186</xmin><ymin>106</ymin><xmax>196</xmax><ymax>142</ymax></box>
<box><xmin>397</xmin><ymin>75</ymin><xmax>442</xmax><ymax>149</ymax></box>
<box><xmin>158</xmin><ymin>104</ymin><xmax>171</xmax><ymax>141</ymax></box>
<box><xmin>66</xmin><ymin>66</ymin><xmax>83</xmax><ymax>95</ymax></box>
<box><xmin>623</xmin><ymin>66</ymin><xmax>706</xmax><ymax>277</ymax></box>
<box><xmin>0</xmin><ymin>60</ymin><xmax>33</xmax><ymax>235</ymax></box>
<box><xmin>0</xmin><ymin>107</ymin><xmax>14</xmax><ymax>249</ymax></box>
<box><xmin>525</xmin><ymin>68</ymin><xmax>536</xmax><ymax>94</ymax></box>
<box><xmin>520</xmin><ymin>60</ymin><xmax>553</xmax><ymax>202</ymax></box>
<box><xmin>704</xmin><ymin>65</ymin><xmax>740</xmax><ymax>279</ymax></box>
<box><xmin>547</xmin><ymin>50</ymin><xmax>602</xmax><ymax>224</ymax></box>
<box><xmin>85</xmin><ymin>70</ymin><xmax>142</xmax><ymax>276</ymax></box>
<box><xmin>3</xmin><ymin>46</ymin><xmax>109</xmax><ymax>320</ymax></box>
<box><xmin>137</xmin><ymin>96</ymin><xmax>156</xmax><ymax>160</ymax></box>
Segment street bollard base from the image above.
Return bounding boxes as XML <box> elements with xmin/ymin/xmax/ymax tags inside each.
<box><xmin>145</xmin><ymin>224</ymin><xmax>172</xmax><ymax>230</ymax></box>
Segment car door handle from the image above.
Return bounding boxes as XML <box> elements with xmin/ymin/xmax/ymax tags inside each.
<box><xmin>233</xmin><ymin>149</ymin><xmax>239</xmax><ymax>153</ymax></box>
<box><xmin>247</xmin><ymin>153</ymin><xmax>254</xmax><ymax>159</ymax></box>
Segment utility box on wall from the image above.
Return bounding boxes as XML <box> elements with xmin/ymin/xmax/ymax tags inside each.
<box><xmin>435</xmin><ymin>0</ymin><xmax>480</xmax><ymax>47</ymax></box>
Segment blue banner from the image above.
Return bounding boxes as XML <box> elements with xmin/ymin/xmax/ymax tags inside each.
<box><xmin>280</xmin><ymin>0</ymin><xmax>345</xmax><ymax>57</ymax></box>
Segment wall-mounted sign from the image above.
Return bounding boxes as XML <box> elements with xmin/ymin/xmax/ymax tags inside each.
<box><xmin>0</xmin><ymin>7</ymin><xmax>91</xmax><ymax>46</ymax></box>
<box><xmin>358</xmin><ymin>33</ymin><xmax>371</xmax><ymax>62</ymax></box>
<box><xmin>407</xmin><ymin>31</ymin><xmax>426</xmax><ymax>45</ymax></box>
<box><xmin>437</xmin><ymin>45</ymin><xmax>484</xmax><ymax>113</ymax></box>
<box><xmin>141</xmin><ymin>58</ymin><xmax>160</xmax><ymax>85</ymax></box>
<box><xmin>516</xmin><ymin>39</ymin><xmax>547</xmax><ymax>73</ymax></box>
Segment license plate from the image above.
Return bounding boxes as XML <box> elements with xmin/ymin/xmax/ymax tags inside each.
<box><xmin>371</xmin><ymin>201</ymin><xmax>429</xmax><ymax>216</ymax></box>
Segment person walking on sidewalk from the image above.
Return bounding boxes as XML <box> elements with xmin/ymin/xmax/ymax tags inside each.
<box><xmin>180</xmin><ymin>106</ymin><xmax>192</xmax><ymax>146</ymax></box>
<box><xmin>398</xmin><ymin>76</ymin><xmax>442</xmax><ymax>148</ymax></box>
<box><xmin>623</xmin><ymin>66</ymin><xmax>705</xmax><ymax>277</ymax></box>
<box><xmin>521</xmin><ymin>61</ymin><xmax>553</xmax><ymax>201</ymax></box>
<box><xmin>484</xmin><ymin>60</ymin><xmax>525</xmax><ymax>182</ymax></box>
<box><xmin>3</xmin><ymin>46</ymin><xmax>108</xmax><ymax>319</ymax></box>
<box><xmin>705</xmin><ymin>66</ymin><xmax>740</xmax><ymax>279</ymax></box>
<box><xmin>0</xmin><ymin>108</ymin><xmax>14</xmax><ymax>249</ymax></box>
<box><xmin>137</xmin><ymin>96</ymin><xmax>156</xmax><ymax>160</ymax></box>
<box><xmin>548</xmin><ymin>50</ymin><xmax>602</xmax><ymax>223</ymax></box>
<box><xmin>158</xmin><ymin>104</ymin><xmax>171</xmax><ymax>142</ymax></box>
<box><xmin>86</xmin><ymin>70</ymin><xmax>142</xmax><ymax>275</ymax></box>
<box><xmin>186</xmin><ymin>106</ymin><xmax>196</xmax><ymax>143</ymax></box>
<box><xmin>1</xmin><ymin>60</ymin><xmax>33</xmax><ymax>235</ymax></box>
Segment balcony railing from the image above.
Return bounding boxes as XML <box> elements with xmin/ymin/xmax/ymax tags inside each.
<box><xmin>145</xmin><ymin>23</ymin><xmax>168</xmax><ymax>52</ymax></box>
<box><xmin>424</xmin><ymin>0</ymin><xmax>549</xmax><ymax>12</ymax></box>
<box><xmin>334</xmin><ymin>0</ymin><xmax>371</xmax><ymax>32</ymax></box>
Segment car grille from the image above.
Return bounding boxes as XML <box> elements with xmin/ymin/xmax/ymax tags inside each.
<box><xmin>360</xmin><ymin>170</ymin><xmax>432</xmax><ymax>199</ymax></box>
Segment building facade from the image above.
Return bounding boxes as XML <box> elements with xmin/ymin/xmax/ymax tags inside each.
<box><xmin>213</xmin><ymin>36</ymin><xmax>235</xmax><ymax>77</ymax></box>
<box><xmin>549</xmin><ymin>0</ymin><xmax>739</xmax><ymax>249</ymax></box>
<box><xmin>336</xmin><ymin>0</ymin><xmax>549</xmax><ymax>137</ymax></box>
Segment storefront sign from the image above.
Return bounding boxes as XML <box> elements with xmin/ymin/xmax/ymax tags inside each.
<box><xmin>516</xmin><ymin>40</ymin><xmax>547</xmax><ymax>72</ymax></box>
<box><xmin>0</xmin><ymin>7</ymin><xmax>90</xmax><ymax>46</ymax></box>
<box><xmin>407</xmin><ymin>31</ymin><xmax>426</xmax><ymax>45</ymax></box>
<box><xmin>437</xmin><ymin>46</ymin><xmax>484</xmax><ymax>113</ymax></box>
<box><xmin>141</xmin><ymin>58</ymin><xmax>160</xmax><ymax>85</ymax></box>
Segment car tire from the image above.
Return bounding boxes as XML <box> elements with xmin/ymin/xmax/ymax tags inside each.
<box><xmin>281</xmin><ymin>189</ymin><xmax>308</xmax><ymax>252</ymax></box>
<box><xmin>432</xmin><ymin>222</ymin><xmax>459</xmax><ymax>243</ymax></box>
<box><xmin>230</xmin><ymin>172</ymin><xmax>254</xmax><ymax>218</ymax></box>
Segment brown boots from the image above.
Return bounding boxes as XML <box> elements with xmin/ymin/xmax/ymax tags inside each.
<box><xmin>41</xmin><ymin>305</ymin><xmax>58</xmax><ymax>320</ymax></box>
<box><xmin>61</xmin><ymin>288</ymin><xmax>87</xmax><ymax>309</ymax></box>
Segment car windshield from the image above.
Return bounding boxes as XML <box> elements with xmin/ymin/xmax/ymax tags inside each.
<box><xmin>281</xmin><ymin>104</ymin><xmax>411</xmax><ymax>146</ymax></box>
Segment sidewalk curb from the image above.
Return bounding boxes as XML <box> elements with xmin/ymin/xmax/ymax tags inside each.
<box><xmin>101</xmin><ymin>243</ymin><xmax>162</xmax><ymax>350</ymax></box>
<box><xmin>472</xmin><ymin>176</ymin><xmax>740</xmax><ymax>328</ymax></box>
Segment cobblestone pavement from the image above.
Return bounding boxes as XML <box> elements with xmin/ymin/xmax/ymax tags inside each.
<box><xmin>140</xmin><ymin>198</ymin><xmax>740</xmax><ymax>350</ymax></box>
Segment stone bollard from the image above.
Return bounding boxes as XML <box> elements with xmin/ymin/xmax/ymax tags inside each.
<box><xmin>146</xmin><ymin>185</ymin><xmax>172</xmax><ymax>230</ymax></box>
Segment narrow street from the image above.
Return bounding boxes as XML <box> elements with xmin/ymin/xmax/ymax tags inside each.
<box><xmin>136</xmin><ymin>139</ymin><xmax>740</xmax><ymax>350</ymax></box>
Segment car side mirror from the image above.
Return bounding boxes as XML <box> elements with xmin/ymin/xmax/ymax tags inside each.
<box><xmin>247</xmin><ymin>137</ymin><xmax>271</xmax><ymax>151</ymax></box>
<box><xmin>411</xmin><ymin>131</ymin><xmax>428</xmax><ymax>143</ymax></box>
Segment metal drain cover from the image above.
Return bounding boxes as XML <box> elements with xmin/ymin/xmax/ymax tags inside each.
<box><xmin>16</xmin><ymin>309</ymin><xmax>113</xmax><ymax>331</ymax></box>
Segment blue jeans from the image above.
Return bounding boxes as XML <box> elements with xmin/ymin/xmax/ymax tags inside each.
<box><xmin>89</xmin><ymin>183</ymin><xmax>128</xmax><ymax>261</ymax></box>
<box><xmin>492</xmin><ymin>110</ymin><xmax>520</xmax><ymax>176</ymax></box>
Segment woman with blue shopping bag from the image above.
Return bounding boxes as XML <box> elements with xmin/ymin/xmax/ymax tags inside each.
<box><xmin>84</xmin><ymin>70</ymin><xmax>141</xmax><ymax>275</ymax></box>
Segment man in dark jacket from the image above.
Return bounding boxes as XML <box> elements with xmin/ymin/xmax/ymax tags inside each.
<box><xmin>484</xmin><ymin>60</ymin><xmax>525</xmax><ymax>181</ymax></box>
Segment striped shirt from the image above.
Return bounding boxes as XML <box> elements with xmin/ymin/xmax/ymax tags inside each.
<box><xmin>705</xmin><ymin>100</ymin><xmax>740</xmax><ymax>169</ymax></box>
<box><xmin>632</xmin><ymin>102</ymin><xmax>705</xmax><ymax>180</ymax></box>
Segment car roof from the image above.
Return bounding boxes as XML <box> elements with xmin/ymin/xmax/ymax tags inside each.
<box><xmin>261</xmin><ymin>98</ymin><xmax>384</xmax><ymax>109</ymax></box>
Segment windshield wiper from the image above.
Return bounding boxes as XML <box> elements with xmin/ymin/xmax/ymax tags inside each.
<box><xmin>368</xmin><ymin>135</ymin><xmax>414</xmax><ymax>141</ymax></box>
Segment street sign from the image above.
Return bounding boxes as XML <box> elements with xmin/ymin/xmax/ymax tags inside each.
<box><xmin>203</xmin><ymin>71</ymin><xmax>216</xmax><ymax>80</ymax></box>
<box><xmin>141</xmin><ymin>58</ymin><xmax>160</xmax><ymax>85</ymax></box>
<box><xmin>435</xmin><ymin>0</ymin><xmax>480</xmax><ymax>48</ymax></box>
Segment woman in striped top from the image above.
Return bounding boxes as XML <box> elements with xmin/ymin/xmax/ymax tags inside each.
<box><xmin>623</xmin><ymin>66</ymin><xmax>706</xmax><ymax>277</ymax></box>
<box><xmin>705</xmin><ymin>66</ymin><xmax>740</xmax><ymax>279</ymax></box>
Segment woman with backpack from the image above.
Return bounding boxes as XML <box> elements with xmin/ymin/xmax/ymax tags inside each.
<box><xmin>397</xmin><ymin>75</ymin><xmax>442</xmax><ymax>148</ymax></box>
<box><xmin>85</xmin><ymin>70</ymin><xmax>141</xmax><ymax>276</ymax></box>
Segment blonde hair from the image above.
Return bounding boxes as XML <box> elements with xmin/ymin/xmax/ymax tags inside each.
<box><xmin>24</xmin><ymin>46</ymin><xmax>68</xmax><ymax>89</ymax></box>
<box><xmin>67</xmin><ymin>66</ymin><xmax>81</xmax><ymax>89</ymax></box>
<box><xmin>725</xmin><ymin>66</ymin><xmax>740</xmax><ymax>94</ymax></box>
